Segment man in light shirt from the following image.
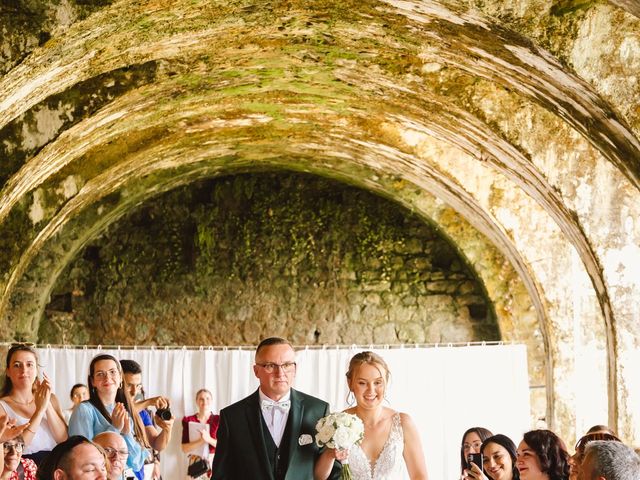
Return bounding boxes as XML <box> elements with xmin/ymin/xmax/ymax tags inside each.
<box><xmin>211</xmin><ymin>337</ymin><xmax>341</xmax><ymax>480</ymax></box>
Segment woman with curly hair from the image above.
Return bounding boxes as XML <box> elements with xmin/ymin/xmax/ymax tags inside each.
<box><xmin>516</xmin><ymin>430</ymin><xmax>569</xmax><ymax>480</ymax></box>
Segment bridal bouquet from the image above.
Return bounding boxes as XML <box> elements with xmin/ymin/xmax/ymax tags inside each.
<box><xmin>315</xmin><ymin>412</ymin><xmax>365</xmax><ymax>480</ymax></box>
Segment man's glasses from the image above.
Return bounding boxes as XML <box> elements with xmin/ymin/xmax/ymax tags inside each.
<box><xmin>256</xmin><ymin>362</ymin><xmax>297</xmax><ymax>373</ymax></box>
<box><xmin>102</xmin><ymin>447</ymin><xmax>129</xmax><ymax>459</ymax></box>
<box><xmin>3</xmin><ymin>442</ymin><xmax>24</xmax><ymax>453</ymax></box>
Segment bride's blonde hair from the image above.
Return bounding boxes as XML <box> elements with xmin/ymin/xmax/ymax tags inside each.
<box><xmin>345</xmin><ymin>351</ymin><xmax>390</xmax><ymax>388</ymax></box>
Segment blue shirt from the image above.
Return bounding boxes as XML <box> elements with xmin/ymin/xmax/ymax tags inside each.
<box><xmin>68</xmin><ymin>401</ymin><xmax>149</xmax><ymax>473</ymax></box>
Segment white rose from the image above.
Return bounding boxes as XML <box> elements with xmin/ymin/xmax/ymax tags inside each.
<box><xmin>316</xmin><ymin>426</ymin><xmax>334</xmax><ymax>446</ymax></box>
<box><xmin>332</xmin><ymin>426</ymin><xmax>352</xmax><ymax>449</ymax></box>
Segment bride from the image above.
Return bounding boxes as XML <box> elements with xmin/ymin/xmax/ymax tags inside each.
<box><xmin>314</xmin><ymin>351</ymin><xmax>429</xmax><ymax>480</ymax></box>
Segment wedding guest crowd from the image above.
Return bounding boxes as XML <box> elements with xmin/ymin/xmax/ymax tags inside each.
<box><xmin>0</xmin><ymin>339</ymin><xmax>638</xmax><ymax>480</ymax></box>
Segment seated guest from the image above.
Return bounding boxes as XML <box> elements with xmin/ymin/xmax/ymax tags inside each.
<box><xmin>460</xmin><ymin>427</ymin><xmax>494</xmax><ymax>479</ymax></box>
<box><xmin>93</xmin><ymin>432</ymin><xmax>129</xmax><ymax>480</ymax></box>
<box><xmin>517</xmin><ymin>430</ymin><xmax>569</xmax><ymax>480</ymax></box>
<box><xmin>1</xmin><ymin>436</ymin><xmax>37</xmax><ymax>480</ymax></box>
<box><xmin>63</xmin><ymin>385</ymin><xmax>89</xmax><ymax>425</ymax></box>
<box><xmin>569</xmin><ymin>431</ymin><xmax>621</xmax><ymax>480</ymax></box>
<box><xmin>579</xmin><ymin>440</ymin><xmax>640</xmax><ymax>480</ymax></box>
<box><xmin>465</xmin><ymin>433</ymin><xmax>520</xmax><ymax>480</ymax></box>
<box><xmin>0</xmin><ymin>344</ymin><xmax>68</xmax><ymax>465</ymax></box>
<box><xmin>68</xmin><ymin>354</ymin><xmax>150</xmax><ymax>480</ymax></box>
<box><xmin>36</xmin><ymin>435</ymin><xmax>106</xmax><ymax>480</ymax></box>
<box><xmin>585</xmin><ymin>425</ymin><xmax>617</xmax><ymax>436</ymax></box>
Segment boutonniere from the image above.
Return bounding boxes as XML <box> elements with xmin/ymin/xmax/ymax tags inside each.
<box><xmin>298</xmin><ymin>434</ymin><xmax>313</xmax><ymax>446</ymax></box>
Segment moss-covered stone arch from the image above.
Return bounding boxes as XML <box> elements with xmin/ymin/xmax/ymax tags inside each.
<box><xmin>1</xmin><ymin>0</ymin><xmax>639</xmax><ymax>442</ymax></box>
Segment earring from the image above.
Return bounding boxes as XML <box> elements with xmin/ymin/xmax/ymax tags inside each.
<box><xmin>347</xmin><ymin>391</ymin><xmax>355</xmax><ymax>406</ymax></box>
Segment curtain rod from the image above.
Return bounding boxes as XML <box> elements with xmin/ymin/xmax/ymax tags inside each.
<box><xmin>1</xmin><ymin>341</ymin><xmax>515</xmax><ymax>351</ymax></box>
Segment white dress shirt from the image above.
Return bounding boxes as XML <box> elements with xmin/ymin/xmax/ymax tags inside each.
<box><xmin>259</xmin><ymin>389</ymin><xmax>291</xmax><ymax>447</ymax></box>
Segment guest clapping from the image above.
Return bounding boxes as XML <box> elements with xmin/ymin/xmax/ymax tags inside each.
<box><xmin>0</xmin><ymin>344</ymin><xmax>67</xmax><ymax>465</ymax></box>
<box><xmin>68</xmin><ymin>354</ymin><xmax>150</xmax><ymax>480</ymax></box>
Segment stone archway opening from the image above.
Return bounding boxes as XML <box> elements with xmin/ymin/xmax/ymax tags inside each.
<box><xmin>40</xmin><ymin>171</ymin><xmax>501</xmax><ymax>347</ymax></box>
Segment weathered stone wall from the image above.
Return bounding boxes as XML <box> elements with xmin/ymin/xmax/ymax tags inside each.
<box><xmin>40</xmin><ymin>172</ymin><xmax>496</xmax><ymax>346</ymax></box>
<box><xmin>3</xmin><ymin>0</ymin><xmax>640</xmax><ymax>446</ymax></box>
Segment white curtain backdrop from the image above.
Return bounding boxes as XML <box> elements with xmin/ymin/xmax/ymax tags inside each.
<box><xmin>36</xmin><ymin>343</ymin><xmax>530</xmax><ymax>479</ymax></box>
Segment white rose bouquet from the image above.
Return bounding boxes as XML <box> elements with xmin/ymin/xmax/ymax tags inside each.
<box><xmin>315</xmin><ymin>412</ymin><xmax>365</xmax><ymax>480</ymax></box>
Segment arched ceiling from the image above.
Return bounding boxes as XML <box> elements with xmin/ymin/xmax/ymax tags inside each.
<box><xmin>1</xmin><ymin>0</ymin><xmax>639</xmax><ymax>443</ymax></box>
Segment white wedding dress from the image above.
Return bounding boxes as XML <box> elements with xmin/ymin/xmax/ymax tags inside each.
<box><xmin>348</xmin><ymin>412</ymin><xmax>406</xmax><ymax>480</ymax></box>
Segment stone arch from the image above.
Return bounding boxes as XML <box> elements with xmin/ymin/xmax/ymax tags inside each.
<box><xmin>1</xmin><ymin>0</ymin><xmax>639</xmax><ymax>443</ymax></box>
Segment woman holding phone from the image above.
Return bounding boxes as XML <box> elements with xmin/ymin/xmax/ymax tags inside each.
<box><xmin>460</xmin><ymin>427</ymin><xmax>493</xmax><ymax>479</ymax></box>
<box><xmin>0</xmin><ymin>343</ymin><xmax>67</xmax><ymax>466</ymax></box>
<box><xmin>464</xmin><ymin>434</ymin><xmax>520</xmax><ymax>480</ymax></box>
<box><xmin>68</xmin><ymin>353</ymin><xmax>150</xmax><ymax>479</ymax></box>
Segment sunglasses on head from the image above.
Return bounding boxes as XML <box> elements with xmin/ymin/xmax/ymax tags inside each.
<box><xmin>574</xmin><ymin>432</ymin><xmax>621</xmax><ymax>454</ymax></box>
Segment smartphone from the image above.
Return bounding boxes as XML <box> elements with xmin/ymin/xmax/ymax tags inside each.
<box><xmin>467</xmin><ymin>453</ymin><xmax>484</xmax><ymax>472</ymax></box>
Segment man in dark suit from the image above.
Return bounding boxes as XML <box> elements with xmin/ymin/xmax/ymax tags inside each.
<box><xmin>211</xmin><ymin>337</ymin><xmax>341</xmax><ymax>480</ymax></box>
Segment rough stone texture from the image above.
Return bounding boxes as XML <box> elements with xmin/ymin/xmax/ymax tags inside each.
<box><xmin>39</xmin><ymin>172</ymin><xmax>496</xmax><ymax>346</ymax></box>
<box><xmin>1</xmin><ymin>0</ymin><xmax>639</xmax><ymax>446</ymax></box>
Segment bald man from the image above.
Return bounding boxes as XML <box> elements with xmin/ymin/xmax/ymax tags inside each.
<box><xmin>94</xmin><ymin>432</ymin><xmax>129</xmax><ymax>480</ymax></box>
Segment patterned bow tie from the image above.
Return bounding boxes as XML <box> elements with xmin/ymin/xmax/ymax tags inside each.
<box><xmin>261</xmin><ymin>399</ymin><xmax>291</xmax><ymax>412</ymax></box>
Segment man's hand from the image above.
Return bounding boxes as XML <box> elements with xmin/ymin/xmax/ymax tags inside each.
<box><xmin>155</xmin><ymin>415</ymin><xmax>174</xmax><ymax>433</ymax></box>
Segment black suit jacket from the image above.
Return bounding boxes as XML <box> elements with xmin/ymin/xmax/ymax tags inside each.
<box><xmin>211</xmin><ymin>388</ymin><xmax>341</xmax><ymax>480</ymax></box>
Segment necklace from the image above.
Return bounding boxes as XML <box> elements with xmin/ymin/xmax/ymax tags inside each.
<box><xmin>9</xmin><ymin>396</ymin><xmax>34</xmax><ymax>406</ymax></box>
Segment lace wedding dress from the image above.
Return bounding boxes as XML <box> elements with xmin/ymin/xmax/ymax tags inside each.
<box><xmin>348</xmin><ymin>413</ymin><xmax>405</xmax><ymax>480</ymax></box>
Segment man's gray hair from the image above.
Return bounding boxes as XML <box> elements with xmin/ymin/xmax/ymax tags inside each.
<box><xmin>584</xmin><ymin>440</ymin><xmax>640</xmax><ymax>480</ymax></box>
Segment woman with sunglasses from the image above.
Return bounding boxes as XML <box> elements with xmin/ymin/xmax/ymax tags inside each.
<box><xmin>1</xmin><ymin>436</ymin><xmax>37</xmax><ymax>480</ymax></box>
<box><xmin>0</xmin><ymin>344</ymin><xmax>67</xmax><ymax>466</ymax></box>
<box><xmin>568</xmin><ymin>431</ymin><xmax>621</xmax><ymax>480</ymax></box>
<box><xmin>68</xmin><ymin>354</ymin><xmax>150</xmax><ymax>480</ymax></box>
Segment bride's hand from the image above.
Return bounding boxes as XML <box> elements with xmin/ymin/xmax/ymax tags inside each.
<box><xmin>333</xmin><ymin>448</ymin><xmax>349</xmax><ymax>462</ymax></box>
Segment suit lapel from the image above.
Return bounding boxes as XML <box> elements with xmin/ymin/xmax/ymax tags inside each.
<box><xmin>245</xmin><ymin>390</ymin><xmax>275</xmax><ymax>480</ymax></box>
<box><xmin>286</xmin><ymin>389</ymin><xmax>304</xmax><ymax>471</ymax></box>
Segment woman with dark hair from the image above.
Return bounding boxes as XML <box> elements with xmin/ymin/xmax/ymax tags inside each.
<box><xmin>464</xmin><ymin>434</ymin><xmax>520</xmax><ymax>480</ymax></box>
<box><xmin>0</xmin><ymin>344</ymin><xmax>67</xmax><ymax>465</ymax></box>
<box><xmin>68</xmin><ymin>354</ymin><xmax>150</xmax><ymax>479</ymax></box>
<box><xmin>516</xmin><ymin>430</ymin><xmax>569</xmax><ymax>480</ymax></box>
<box><xmin>63</xmin><ymin>384</ymin><xmax>89</xmax><ymax>424</ymax></box>
<box><xmin>460</xmin><ymin>427</ymin><xmax>493</xmax><ymax>478</ymax></box>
